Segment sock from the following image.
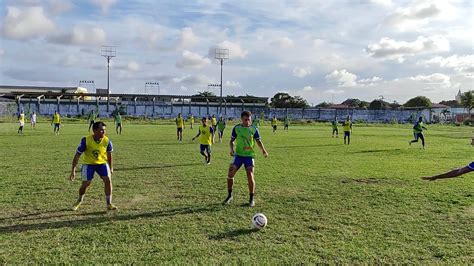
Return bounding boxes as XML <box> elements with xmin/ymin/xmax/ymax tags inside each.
<box><xmin>106</xmin><ymin>195</ymin><xmax>112</xmax><ymax>205</ymax></box>
<box><xmin>228</xmin><ymin>190</ymin><xmax>233</xmax><ymax>197</ymax></box>
<box><xmin>78</xmin><ymin>194</ymin><xmax>85</xmax><ymax>202</ymax></box>
<box><xmin>249</xmin><ymin>193</ymin><xmax>254</xmax><ymax>202</ymax></box>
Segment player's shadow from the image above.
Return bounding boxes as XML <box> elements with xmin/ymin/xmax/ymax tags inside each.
<box><xmin>209</xmin><ymin>228</ymin><xmax>259</xmax><ymax>240</ymax></box>
<box><xmin>0</xmin><ymin>208</ymin><xmax>70</xmax><ymax>222</ymax></box>
<box><xmin>350</xmin><ymin>148</ymin><xmax>403</xmax><ymax>154</ymax></box>
<box><xmin>0</xmin><ymin>204</ymin><xmax>222</xmax><ymax>234</ymax></box>
<box><xmin>273</xmin><ymin>143</ymin><xmax>339</xmax><ymax>149</ymax></box>
<box><xmin>114</xmin><ymin>163</ymin><xmax>202</xmax><ymax>171</ymax></box>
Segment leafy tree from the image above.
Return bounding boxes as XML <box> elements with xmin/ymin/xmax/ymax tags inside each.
<box><xmin>316</xmin><ymin>102</ymin><xmax>330</xmax><ymax>108</ymax></box>
<box><xmin>270</xmin><ymin>93</ymin><xmax>309</xmax><ymax>108</ymax></box>
<box><xmin>369</xmin><ymin>99</ymin><xmax>389</xmax><ymax>110</ymax></box>
<box><xmin>460</xmin><ymin>90</ymin><xmax>474</xmax><ymax>116</ymax></box>
<box><xmin>359</xmin><ymin>101</ymin><xmax>370</xmax><ymax>109</ymax></box>
<box><xmin>403</xmin><ymin>96</ymin><xmax>432</xmax><ymax>108</ymax></box>
<box><xmin>439</xmin><ymin>100</ymin><xmax>462</xmax><ymax>108</ymax></box>
<box><xmin>341</xmin><ymin>98</ymin><xmax>361</xmax><ymax>107</ymax></box>
<box><xmin>388</xmin><ymin>101</ymin><xmax>401</xmax><ymax>109</ymax></box>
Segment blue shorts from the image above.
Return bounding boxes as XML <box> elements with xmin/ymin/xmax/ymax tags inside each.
<box><xmin>231</xmin><ymin>155</ymin><xmax>255</xmax><ymax>169</ymax></box>
<box><xmin>468</xmin><ymin>162</ymin><xmax>474</xmax><ymax>170</ymax></box>
<box><xmin>344</xmin><ymin>131</ymin><xmax>350</xmax><ymax>137</ymax></box>
<box><xmin>200</xmin><ymin>144</ymin><xmax>211</xmax><ymax>154</ymax></box>
<box><xmin>54</xmin><ymin>123</ymin><xmax>60</xmax><ymax>128</ymax></box>
<box><xmin>81</xmin><ymin>164</ymin><xmax>111</xmax><ymax>181</ymax></box>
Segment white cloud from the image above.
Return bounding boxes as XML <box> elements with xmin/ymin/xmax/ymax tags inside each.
<box><xmin>323</xmin><ymin>89</ymin><xmax>345</xmax><ymax>94</ymax></box>
<box><xmin>61</xmin><ymin>54</ymin><xmax>79</xmax><ymax>66</ymax></box>
<box><xmin>365</xmin><ymin>35</ymin><xmax>450</xmax><ymax>62</ymax></box>
<box><xmin>325</xmin><ymin>69</ymin><xmax>358</xmax><ymax>87</ymax></box>
<box><xmin>303</xmin><ymin>86</ymin><xmax>313</xmax><ymax>91</ymax></box>
<box><xmin>209</xmin><ymin>40</ymin><xmax>248</xmax><ymax>59</ymax></box>
<box><xmin>370</xmin><ymin>0</ymin><xmax>392</xmax><ymax>6</ymax></box>
<box><xmin>128</xmin><ymin>61</ymin><xmax>140</xmax><ymax>72</ymax></box>
<box><xmin>0</xmin><ymin>49</ymin><xmax>4</xmax><ymax>57</ymax></box>
<box><xmin>48</xmin><ymin>0</ymin><xmax>73</xmax><ymax>15</ymax></box>
<box><xmin>176</xmin><ymin>50</ymin><xmax>211</xmax><ymax>69</ymax></box>
<box><xmin>172</xmin><ymin>75</ymin><xmax>212</xmax><ymax>86</ymax></box>
<box><xmin>409</xmin><ymin>73</ymin><xmax>450</xmax><ymax>85</ymax></box>
<box><xmin>49</xmin><ymin>26</ymin><xmax>106</xmax><ymax>45</ymax></box>
<box><xmin>384</xmin><ymin>1</ymin><xmax>457</xmax><ymax>31</ymax></box>
<box><xmin>270</xmin><ymin>37</ymin><xmax>294</xmax><ymax>49</ymax></box>
<box><xmin>176</xmin><ymin>27</ymin><xmax>198</xmax><ymax>49</ymax></box>
<box><xmin>3</xmin><ymin>6</ymin><xmax>55</xmax><ymax>40</ymax></box>
<box><xmin>90</xmin><ymin>0</ymin><xmax>117</xmax><ymax>15</ymax></box>
<box><xmin>225</xmin><ymin>81</ymin><xmax>241</xmax><ymax>88</ymax></box>
<box><xmin>418</xmin><ymin>55</ymin><xmax>474</xmax><ymax>73</ymax></box>
<box><xmin>293</xmin><ymin>66</ymin><xmax>311</xmax><ymax>78</ymax></box>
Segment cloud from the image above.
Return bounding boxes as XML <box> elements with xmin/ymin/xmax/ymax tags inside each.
<box><xmin>323</xmin><ymin>89</ymin><xmax>345</xmax><ymax>94</ymax></box>
<box><xmin>48</xmin><ymin>0</ymin><xmax>73</xmax><ymax>15</ymax></box>
<box><xmin>49</xmin><ymin>26</ymin><xmax>106</xmax><ymax>45</ymax></box>
<box><xmin>128</xmin><ymin>61</ymin><xmax>140</xmax><ymax>72</ymax></box>
<box><xmin>325</xmin><ymin>69</ymin><xmax>358</xmax><ymax>87</ymax></box>
<box><xmin>172</xmin><ymin>75</ymin><xmax>212</xmax><ymax>86</ymax></box>
<box><xmin>303</xmin><ymin>86</ymin><xmax>313</xmax><ymax>91</ymax></box>
<box><xmin>384</xmin><ymin>1</ymin><xmax>457</xmax><ymax>31</ymax></box>
<box><xmin>176</xmin><ymin>50</ymin><xmax>211</xmax><ymax>69</ymax></box>
<box><xmin>61</xmin><ymin>54</ymin><xmax>79</xmax><ymax>66</ymax></box>
<box><xmin>225</xmin><ymin>81</ymin><xmax>241</xmax><ymax>88</ymax></box>
<box><xmin>90</xmin><ymin>0</ymin><xmax>117</xmax><ymax>15</ymax></box>
<box><xmin>418</xmin><ymin>55</ymin><xmax>474</xmax><ymax>73</ymax></box>
<box><xmin>409</xmin><ymin>73</ymin><xmax>450</xmax><ymax>85</ymax></box>
<box><xmin>0</xmin><ymin>49</ymin><xmax>4</xmax><ymax>57</ymax></box>
<box><xmin>209</xmin><ymin>40</ymin><xmax>248</xmax><ymax>59</ymax></box>
<box><xmin>370</xmin><ymin>0</ymin><xmax>392</xmax><ymax>6</ymax></box>
<box><xmin>365</xmin><ymin>35</ymin><xmax>450</xmax><ymax>62</ymax></box>
<box><xmin>176</xmin><ymin>27</ymin><xmax>198</xmax><ymax>49</ymax></box>
<box><xmin>270</xmin><ymin>37</ymin><xmax>294</xmax><ymax>49</ymax></box>
<box><xmin>3</xmin><ymin>6</ymin><xmax>56</xmax><ymax>40</ymax></box>
<box><xmin>293</xmin><ymin>66</ymin><xmax>311</xmax><ymax>78</ymax></box>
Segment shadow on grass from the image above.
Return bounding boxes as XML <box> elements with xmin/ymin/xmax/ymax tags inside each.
<box><xmin>350</xmin><ymin>148</ymin><xmax>403</xmax><ymax>154</ymax></box>
<box><xmin>0</xmin><ymin>208</ymin><xmax>70</xmax><ymax>222</ymax></box>
<box><xmin>0</xmin><ymin>204</ymin><xmax>222</xmax><ymax>233</ymax></box>
<box><xmin>273</xmin><ymin>143</ymin><xmax>340</xmax><ymax>149</ymax></box>
<box><xmin>209</xmin><ymin>228</ymin><xmax>259</xmax><ymax>240</ymax></box>
<box><xmin>113</xmin><ymin>163</ymin><xmax>202</xmax><ymax>171</ymax></box>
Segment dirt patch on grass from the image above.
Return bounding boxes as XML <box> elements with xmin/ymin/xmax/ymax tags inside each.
<box><xmin>341</xmin><ymin>177</ymin><xmax>381</xmax><ymax>184</ymax></box>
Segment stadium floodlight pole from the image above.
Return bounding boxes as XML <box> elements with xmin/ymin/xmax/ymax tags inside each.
<box><xmin>215</xmin><ymin>48</ymin><xmax>229</xmax><ymax>115</ymax></box>
<box><xmin>145</xmin><ymin>82</ymin><xmax>160</xmax><ymax>95</ymax></box>
<box><xmin>101</xmin><ymin>46</ymin><xmax>116</xmax><ymax>112</ymax></box>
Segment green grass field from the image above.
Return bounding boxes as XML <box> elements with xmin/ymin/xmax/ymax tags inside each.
<box><xmin>0</xmin><ymin>121</ymin><xmax>472</xmax><ymax>263</ymax></box>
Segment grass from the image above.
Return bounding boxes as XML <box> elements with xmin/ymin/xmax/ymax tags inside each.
<box><xmin>0</xmin><ymin>121</ymin><xmax>472</xmax><ymax>263</ymax></box>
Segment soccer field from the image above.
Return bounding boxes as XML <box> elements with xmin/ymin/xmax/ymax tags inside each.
<box><xmin>0</xmin><ymin>121</ymin><xmax>472</xmax><ymax>263</ymax></box>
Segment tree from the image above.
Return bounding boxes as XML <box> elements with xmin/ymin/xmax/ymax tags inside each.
<box><xmin>359</xmin><ymin>101</ymin><xmax>370</xmax><ymax>109</ymax></box>
<box><xmin>290</xmin><ymin>96</ymin><xmax>309</xmax><ymax>108</ymax></box>
<box><xmin>316</xmin><ymin>102</ymin><xmax>330</xmax><ymax>108</ymax></box>
<box><xmin>341</xmin><ymin>98</ymin><xmax>361</xmax><ymax>107</ymax></box>
<box><xmin>270</xmin><ymin>92</ymin><xmax>292</xmax><ymax>108</ymax></box>
<box><xmin>403</xmin><ymin>96</ymin><xmax>432</xmax><ymax>108</ymax></box>
<box><xmin>369</xmin><ymin>99</ymin><xmax>389</xmax><ymax>110</ymax></box>
<box><xmin>196</xmin><ymin>91</ymin><xmax>216</xmax><ymax>97</ymax></box>
<box><xmin>388</xmin><ymin>101</ymin><xmax>401</xmax><ymax>109</ymax></box>
<box><xmin>460</xmin><ymin>90</ymin><xmax>474</xmax><ymax>116</ymax></box>
<box><xmin>439</xmin><ymin>100</ymin><xmax>462</xmax><ymax>108</ymax></box>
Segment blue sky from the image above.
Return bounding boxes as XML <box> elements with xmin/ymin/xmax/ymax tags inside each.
<box><xmin>0</xmin><ymin>0</ymin><xmax>472</xmax><ymax>104</ymax></box>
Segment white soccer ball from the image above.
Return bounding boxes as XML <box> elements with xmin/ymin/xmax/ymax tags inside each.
<box><xmin>252</xmin><ymin>213</ymin><xmax>267</xmax><ymax>229</ymax></box>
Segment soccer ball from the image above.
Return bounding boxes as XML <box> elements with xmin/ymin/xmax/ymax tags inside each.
<box><xmin>252</xmin><ymin>213</ymin><xmax>267</xmax><ymax>229</ymax></box>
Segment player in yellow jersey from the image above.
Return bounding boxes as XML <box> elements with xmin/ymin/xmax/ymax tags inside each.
<box><xmin>271</xmin><ymin>116</ymin><xmax>278</xmax><ymax>132</ymax></box>
<box><xmin>192</xmin><ymin>117</ymin><xmax>214</xmax><ymax>164</ymax></box>
<box><xmin>17</xmin><ymin>111</ymin><xmax>25</xmax><ymax>135</ymax></box>
<box><xmin>51</xmin><ymin>111</ymin><xmax>61</xmax><ymax>136</ymax></box>
<box><xmin>189</xmin><ymin>114</ymin><xmax>195</xmax><ymax>129</ymax></box>
<box><xmin>422</xmin><ymin>162</ymin><xmax>473</xmax><ymax>181</ymax></box>
<box><xmin>175</xmin><ymin>113</ymin><xmax>185</xmax><ymax>141</ymax></box>
<box><xmin>69</xmin><ymin>122</ymin><xmax>117</xmax><ymax>211</ymax></box>
<box><xmin>343</xmin><ymin>116</ymin><xmax>352</xmax><ymax>145</ymax></box>
<box><xmin>223</xmin><ymin>111</ymin><xmax>268</xmax><ymax>207</ymax></box>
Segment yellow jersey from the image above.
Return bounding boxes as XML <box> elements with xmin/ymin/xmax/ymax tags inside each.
<box><xmin>19</xmin><ymin>114</ymin><xmax>25</xmax><ymax>123</ymax></box>
<box><xmin>176</xmin><ymin>117</ymin><xmax>184</xmax><ymax>128</ymax></box>
<box><xmin>271</xmin><ymin>118</ymin><xmax>277</xmax><ymax>126</ymax></box>
<box><xmin>199</xmin><ymin>125</ymin><xmax>213</xmax><ymax>145</ymax></box>
<box><xmin>78</xmin><ymin>135</ymin><xmax>112</xmax><ymax>165</ymax></box>
<box><xmin>343</xmin><ymin>120</ymin><xmax>352</xmax><ymax>132</ymax></box>
<box><xmin>211</xmin><ymin>117</ymin><xmax>217</xmax><ymax>126</ymax></box>
<box><xmin>53</xmin><ymin>113</ymin><xmax>61</xmax><ymax>124</ymax></box>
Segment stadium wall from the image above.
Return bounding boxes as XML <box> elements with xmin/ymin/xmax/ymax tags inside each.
<box><xmin>2</xmin><ymin>100</ymin><xmax>431</xmax><ymax>123</ymax></box>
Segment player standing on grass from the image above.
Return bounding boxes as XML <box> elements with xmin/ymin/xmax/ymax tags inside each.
<box><xmin>343</xmin><ymin>116</ymin><xmax>352</xmax><ymax>145</ymax></box>
<box><xmin>189</xmin><ymin>114</ymin><xmax>195</xmax><ymax>129</ymax></box>
<box><xmin>409</xmin><ymin>117</ymin><xmax>428</xmax><ymax>149</ymax></box>
<box><xmin>114</xmin><ymin>112</ymin><xmax>122</xmax><ymax>134</ymax></box>
<box><xmin>271</xmin><ymin>116</ymin><xmax>278</xmax><ymax>133</ymax></box>
<box><xmin>192</xmin><ymin>117</ymin><xmax>214</xmax><ymax>165</ymax></box>
<box><xmin>175</xmin><ymin>113</ymin><xmax>185</xmax><ymax>141</ymax></box>
<box><xmin>88</xmin><ymin>110</ymin><xmax>97</xmax><ymax>132</ymax></box>
<box><xmin>332</xmin><ymin>117</ymin><xmax>339</xmax><ymax>138</ymax></box>
<box><xmin>422</xmin><ymin>162</ymin><xmax>473</xmax><ymax>180</ymax></box>
<box><xmin>223</xmin><ymin>111</ymin><xmax>268</xmax><ymax>207</ymax></box>
<box><xmin>69</xmin><ymin>121</ymin><xmax>117</xmax><ymax>211</ymax></box>
<box><xmin>30</xmin><ymin>111</ymin><xmax>37</xmax><ymax>129</ymax></box>
<box><xmin>217</xmin><ymin>116</ymin><xmax>226</xmax><ymax>143</ymax></box>
<box><xmin>17</xmin><ymin>111</ymin><xmax>25</xmax><ymax>135</ymax></box>
<box><xmin>51</xmin><ymin>111</ymin><xmax>61</xmax><ymax>136</ymax></box>
<box><xmin>284</xmin><ymin>115</ymin><xmax>289</xmax><ymax>131</ymax></box>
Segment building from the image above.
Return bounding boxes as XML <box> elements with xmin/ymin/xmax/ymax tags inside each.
<box><xmin>455</xmin><ymin>89</ymin><xmax>462</xmax><ymax>103</ymax></box>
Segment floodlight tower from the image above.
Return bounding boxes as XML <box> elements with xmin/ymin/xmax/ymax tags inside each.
<box><xmin>215</xmin><ymin>48</ymin><xmax>229</xmax><ymax>115</ymax></box>
<box><xmin>101</xmin><ymin>46</ymin><xmax>116</xmax><ymax>112</ymax></box>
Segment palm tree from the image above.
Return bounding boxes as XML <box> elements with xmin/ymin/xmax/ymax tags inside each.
<box><xmin>460</xmin><ymin>90</ymin><xmax>474</xmax><ymax>117</ymax></box>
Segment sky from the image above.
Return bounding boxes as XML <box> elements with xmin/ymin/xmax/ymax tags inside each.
<box><xmin>0</xmin><ymin>0</ymin><xmax>472</xmax><ymax>105</ymax></box>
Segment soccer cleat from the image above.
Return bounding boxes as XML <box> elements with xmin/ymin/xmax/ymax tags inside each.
<box><xmin>107</xmin><ymin>204</ymin><xmax>118</xmax><ymax>211</ymax></box>
<box><xmin>71</xmin><ymin>201</ymin><xmax>82</xmax><ymax>211</ymax></box>
<box><xmin>249</xmin><ymin>200</ymin><xmax>255</xmax><ymax>207</ymax></box>
<box><xmin>222</xmin><ymin>196</ymin><xmax>233</xmax><ymax>205</ymax></box>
